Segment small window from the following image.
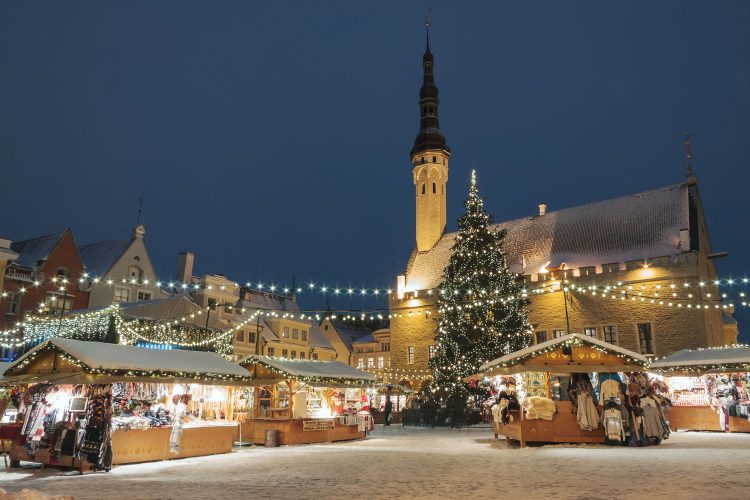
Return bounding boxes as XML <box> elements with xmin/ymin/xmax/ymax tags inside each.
<box><xmin>432</xmin><ymin>182</ymin><xmax>436</xmax><ymax>194</ymax></box>
<box><xmin>432</xmin><ymin>156</ymin><xmax>437</xmax><ymax>163</ymax></box>
<box><xmin>421</xmin><ymin>183</ymin><xmax>426</xmax><ymax>195</ymax></box>
<box><xmin>283</xmin><ymin>327</ymin><xmax>290</xmax><ymax>338</ymax></box>
<box><xmin>291</xmin><ymin>351</ymin><xmax>297</xmax><ymax>359</ymax></box>
<box><xmin>367</xmin><ymin>357</ymin><xmax>374</xmax><ymax>368</ymax></box>
<box><xmin>267</xmin><ymin>347</ymin><xmax>275</xmax><ymax>356</ymax></box>
<box><xmin>603</xmin><ymin>326</ymin><xmax>617</xmax><ymax>344</ymax></box>
<box><xmin>637</xmin><ymin>323</ymin><xmax>654</xmax><ymax>355</ymax></box>
<box><xmin>407</xmin><ymin>346</ymin><xmax>415</xmax><ymax>364</ymax></box>
<box><xmin>357</xmin><ymin>358</ymin><xmax>364</xmax><ymax>369</ymax></box>
<box><xmin>312</xmin><ymin>353</ymin><xmax>318</xmax><ymax>360</ymax></box>
<box><xmin>324</xmin><ymin>325</ymin><xmax>328</xmax><ymax>330</ymax></box>
<box><xmin>235</xmin><ymin>331</ymin><xmax>244</xmax><ymax>343</ymax></box>
<box><xmin>5</xmin><ymin>292</ymin><xmax>21</xmax><ymax>315</ymax></box>
<box><xmin>282</xmin><ymin>349</ymin><xmax>288</xmax><ymax>358</ymax></box>
<box><xmin>441</xmin><ymin>184</ymin><xmax>444</xmax><ymax>194</ymax></box>
<box><xmin>583</xmin><ymin>327</ymin><xmax>597</xmax><ymax>338</ymax></box>
<box><xmin>553</xmin><ymin>330</ymin><xmax>565</xmax><ymax>338</ymax></box>
<box><xmin>56</xmin><ymin>267</ymin><xmax>70</xmax><ymax>278</ymax></box>
<box><xmin>224</xmin><ymin>303</ymin><xmax>233</xmax><ymax>313</ymax></box>
<box><xmin>137</xmin><ymin>290</ymin><xmax>152</xmax><ymax>302</ymax></box>
<box><xmin>377</xmin><ymin>356</ymin><xmax>384</xmax><ymax>368</ymax></box>
<box><xmin>114</xmin><ymin>287</ymin><xmax>130</xmax><ymax>304</ymax></box>
<box><xmin>428</xmin><ymin>345</ymin><xmax>437</xmax><ymax>359</ymax></box>
<box><xmin>535</xmin><ymin>331</ymin><xmax>547</xmax><ymax>343</ymax></box>
<box><xmin>292</xmin><ymin>328</ymin><xmax>299</xmax><ymax>339</ymax></box>
<box><xmin>207</xmin><ymin>298</ymin><xmax>217</xmax><ymax>310</ymax></box>
<box><xmin>300</xmin><ymin>352</ymin><xmax>306</xmax><ymax>359</ymax></box>
<box><xmin>127</xmin><ymin>266</ymin><xmax>142</xmax><ymax>281</ymax></box>
<box><xmin>248</xmin><ymin>331</ymin><xmax>256</xmax><ymax>343</ymax></box>
<box><xmin>301</xmin><ymin>330</ymin><xmax>307</xmax><ymax>341</ymax></box>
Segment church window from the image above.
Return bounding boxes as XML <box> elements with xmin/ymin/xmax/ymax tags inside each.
<box><xmin>441</xmin><ymin>184</ymin><xmax>444</xmax><ymax>194</ymax></box>
<box><xmin>421</xmin><ymin>183</ymin><xmax>426</xmax><ymax>195</ymax></box>
<box><xmin>432</xmin><ymin>182</ymin><xmax>436</xmax><ymax>194</ymax></box>
<box><xmin>432</xmin><ymin>156</ymin><xmax>437</xmax><ymax>163</ymax></box>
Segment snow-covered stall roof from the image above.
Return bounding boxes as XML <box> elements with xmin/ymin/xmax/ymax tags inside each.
<box><xmin>5</xmin><ymin>337</ymin><xmax>251</xmax><ymax>385</ymax></box>
<box><xmin>405</xmin><ymin>183</ymin><xmax>689</xmax><ymax>291</ymax></box>
<box><xmin>650</xmin><ymin>345</ymin><xmax>750</xmax><ymax>374</ymax></box>
<box><xmin>240</xmin><ymin>355</ymin><xmax>376</xmax><ymax>387</ymax></box>
<box><xmin>478</xmin><ymin>333</ymin><xmax>649</xmax><ymax>376</ymax></box>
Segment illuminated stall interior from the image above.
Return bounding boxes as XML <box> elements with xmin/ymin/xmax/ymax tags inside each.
<box><xmin>238</xmin><ymin>355</ymin><xmax>376</xmax><ymax>445</ymax></box>
<box><xmin>2</xmin><ymin>337</ymin><xmax>252</xmax><ymax>470</ymax></box>
<box><xmin>650</xmin><ymin>345</ymin><xmax>750</xmax><ymax>433</ymax></box>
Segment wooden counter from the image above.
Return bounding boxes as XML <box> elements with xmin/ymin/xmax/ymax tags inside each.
<box><xmin>9</xmin><ymin>424</ymin><xmax>236</xmax><ymax>468</ymax></box>
<box><xmin>493</xmin><ymin>401</ymin><xmax>605</xmax><ymax>447</ymax></box>
<box><xmin>240</xmin><ymin>417</ymin><xmax>365</xmax><ymax>445</ymax></box>
<box><xmin>112</xmin><ymin>424</ymin><xmax>236</xmax><ymax>464</ymax></box>
<box><xmin>668</xmin><ymin>406</ymin><xmax>750</xmax><ymax>433</ymax></box>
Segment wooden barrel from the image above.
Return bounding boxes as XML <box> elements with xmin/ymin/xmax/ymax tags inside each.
<box><xmin>264</xmin><ymin>429</ymin><xmax>281</xmax><ymax>447</ymax></box>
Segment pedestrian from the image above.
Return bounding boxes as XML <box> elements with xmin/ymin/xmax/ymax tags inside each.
<box><xmin>384</xmin><ymin>395</ymin><xmax>393</xmax><ymax>426</ymax></box>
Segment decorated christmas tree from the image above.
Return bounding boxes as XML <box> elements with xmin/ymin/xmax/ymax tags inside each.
<box><xmin>428</xmin><ymin>170</ymin><xmax>532</xmax><ymax>408</ymax></box>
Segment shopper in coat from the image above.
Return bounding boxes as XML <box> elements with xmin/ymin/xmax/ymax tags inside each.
<box><xmin>384</xmin><ymin>396</ymin><xmax>393</xmax><ymax>426</ymax></box>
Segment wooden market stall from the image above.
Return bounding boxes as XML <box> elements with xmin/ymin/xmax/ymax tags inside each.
<box><xmin>475</xmin><ymin>333</ymin><xmax>650</xmax><ymax>447</ymax></box>
<box><xmin>3</xmin><ymin>337</ymin><xmax>253</xmax><ymax>470</ymax></box>
<box><xmin>650</xmin><ymin>346</ymin><xmax>750</xmax><ymax>433</ymax></box>
<box><xmin>238</xmin><ymin>355</ymin><xmax>376</xmax><ymax>445</ymax></box>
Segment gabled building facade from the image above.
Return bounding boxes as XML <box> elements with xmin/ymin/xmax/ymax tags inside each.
<box><xmin>1</xmin><ymin>229</ymin><xmax>90</xmax><ymax>332</ymax></box>
<box><xmin>79</xmin><ymin>224</ymin><xmax>167</xmax><ymax>308</ymax></box>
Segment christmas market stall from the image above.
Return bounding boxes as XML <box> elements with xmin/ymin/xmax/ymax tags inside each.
<box><xmin>238</xmin><ymin>355</ymin><xmax>376</xmax><ymax>445</ymax></box>
<box><xmin>3</xmin><ymin>337</ymin><xmax>252</xmax><ymax>471</ymax></box>
<box><xmin>650</xmin><ymin>345</ymin><xmax>750</xmax><ymax>433</ymax></box>
<box><xmin>474</xmin><ymin>333</ymin><xmax>668</xmax><ymax>448</ymax></box>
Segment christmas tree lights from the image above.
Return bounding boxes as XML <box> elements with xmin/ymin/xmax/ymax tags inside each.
<box><xmin>426</xmin><ymin>171</ymin><xmax>532</xmax><ymax>408</ymax></box>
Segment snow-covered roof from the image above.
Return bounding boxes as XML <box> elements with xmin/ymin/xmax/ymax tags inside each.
<box><xmin>308</xmin><ymin>322</ymin><xmax>334</xmax><ymax>350</ymax></box>
<box><xmin>240</xmin><ymin>355</ymin><xmax>376</xmax><ymax>385</ymax></box>
<box><xmin>353</xmin><ymin>333</ymin><xmax>375</xmax><ymax>344</ymax></box>
<box><xmin>79</xmin><ymin>239</ymin><xmax>131</xmax><ymax>277</ymax></box>
<box><xmin>6</xmin><ymin>337</ymin><xmax>250</xmax><ymax>382</ymax></box>
<box><xmin>329</xmin><ymin>321</ymin><xmax>378</xmax><ymax>350</ymax></box>
<box><xmin>479</xmin><ymin>333</ymin><xmax>649</xmax><ymax>375</ymax></box>
<box><xmin>722</xmin><ymin>312</ymin><xmax>738</xmax><ymax>325</ymax></box>
<box><xmin>650</xmin><ymin>345</ymin><xmax>750</xmax><ymax>372</ymax></box>
<box><xmin>405</xmin><ymin>183</ymin><xmax>689</xmax><ymax>290</ymax></box>
<box><xmin>11</xmin><ymin>231</ymin><xmax>65</xmax><ymax>269</ymax></box>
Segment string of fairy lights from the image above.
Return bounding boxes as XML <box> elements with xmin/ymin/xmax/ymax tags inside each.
<box><xmin>1</xmin><ymin>269</ymin><xmax>750</xmax><ymax>306</ymax></box>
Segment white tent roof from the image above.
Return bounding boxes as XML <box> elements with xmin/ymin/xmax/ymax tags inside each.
<box><xmin>240</xmin><ymin>355</ymin><xmax>376</xmax><ymax>385</ymax></box>
<box><xmin>650</xmin><ymin>345</ymin><xmax>750</xmax><ymax>371</ymax></box>
<box><xmin>6</xmin><ymin>337</ymin><xmax>250</xmax><ymax>381</ymax></box>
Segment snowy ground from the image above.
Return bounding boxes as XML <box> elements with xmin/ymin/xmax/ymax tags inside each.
<box><xmin>2</xmin><ymin>426</ymin><xmax>750</xmax><ymax>499</ymax></box>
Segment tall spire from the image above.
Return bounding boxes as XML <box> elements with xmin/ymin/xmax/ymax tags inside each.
<box><xmin>410</xmin><ymin>14</ymin><xmax>450</xmax><ymax>159</ymax></box>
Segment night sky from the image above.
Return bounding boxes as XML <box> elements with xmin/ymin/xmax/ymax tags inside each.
<box><xmin>2</xmin><ymin>2</ymin><xmax>749</xmax><ymax>331</ymax></box>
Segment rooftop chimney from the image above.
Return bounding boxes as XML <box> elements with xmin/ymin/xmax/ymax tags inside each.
<box><xmin>177</xmin><ymin>251</ymin><xmax>194</xmax><ymax>285</ymax></box>
<box><xmin>538</xmin><ymin>203</ymin><xmax>547</xmax><ymax>216</ymax></box>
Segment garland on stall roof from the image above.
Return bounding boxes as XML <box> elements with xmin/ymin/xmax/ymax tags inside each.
<box><xmin>7</xmin><ymin>342</ymin><xmax>250</xmax><ymax>383</ymax></box>
<box><xmin>481</xmin><ymin>336</ymin><xmax>648</xmax><ymax>373</ymax></box>
<box><xmin>241</xmin><ymin>356</ymin><xmax>374</xmax><ymax>387</ymax></box>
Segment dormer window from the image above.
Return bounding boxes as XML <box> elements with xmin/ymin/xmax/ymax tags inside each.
<box><xmin>56</xmin><ymin>267</ymin><xmax>70</xmax><ymax>278</ymax></box>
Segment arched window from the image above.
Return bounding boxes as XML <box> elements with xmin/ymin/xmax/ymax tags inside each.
<box><xmin>421</xmin><ymin>183</ymin><xmax>426</xmax><ymax>195</ymax></box>
<box><xmin>56</xmin><ymin>267</ymin><xmax>70</xmax><ymax>278</ymax></box>
<box><xmin>128</xmin><ymin>266</ymin><xmax>142</xmax><ymax>281</ymax></box>
<box><xmin>432</xmin><ymin>182</ymin><xmax>436</xmax><ymax>194</ymax></box>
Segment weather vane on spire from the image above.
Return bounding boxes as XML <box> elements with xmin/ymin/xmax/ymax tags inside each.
<box><xmin>425</xmin><ymin>9</ymin><xmax>431</xmax><ymax>48</ymax></box>
<box><xmin>684</xmin><ymin>130</ymin><xmax>694</xmax><ymax>177</ymax></box>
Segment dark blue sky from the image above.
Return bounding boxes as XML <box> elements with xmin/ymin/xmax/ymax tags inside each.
<box><xmin>2</xmin><ymin>2</ymin><xmax>749</xmax><ymax>325</ymax></box>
